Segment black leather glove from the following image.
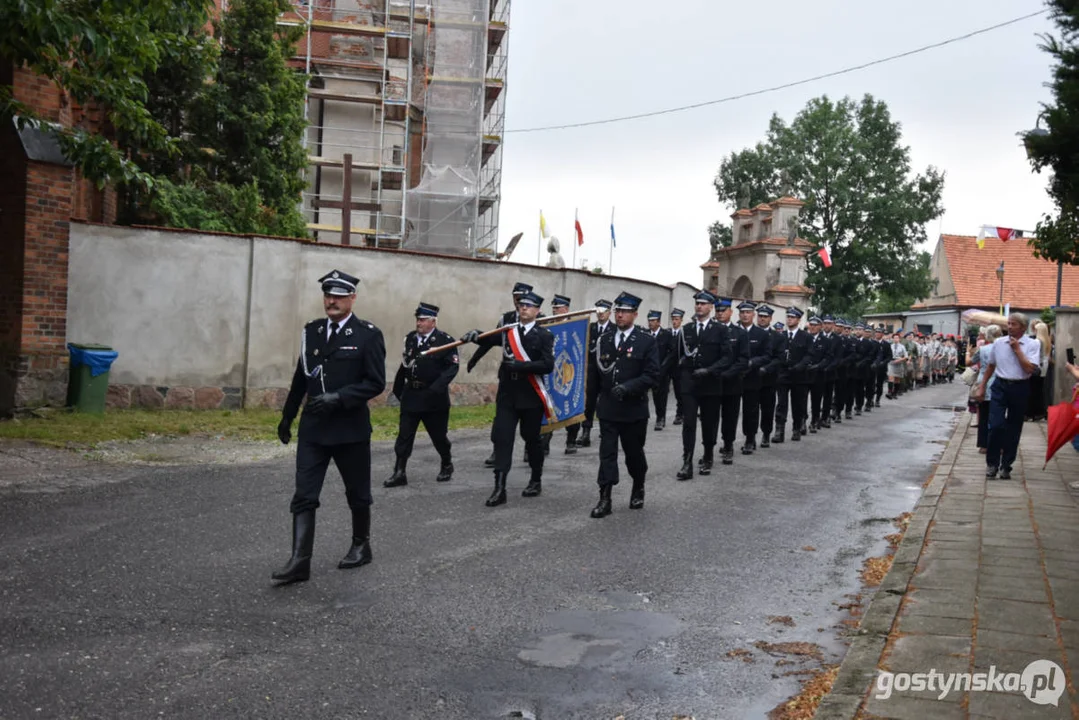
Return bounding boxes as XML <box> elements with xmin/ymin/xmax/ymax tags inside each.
<box><xmin>466</xmin><ymin>353</ymin><xmax>480</xmax><ymax>373</ymax></box>
<box><xmin>692</xmin><ymin>368</ymin><xmax>710</xmax><ymax>380</ymax></box>
<box><xmin>461</xmin><ymin>329</ymin><xmax>481</xmax><ymax>343</ymax></box>
<box><xmin>277</xmin><ymin>417</ymin><xmax>292</xmax><ymax>445</ymax></box>
<box><xmin>307</xmin><ymin>391</ymin><xmax>341</xmax><ymax>416</ymax></box>
<box><xmin>611</xmin><ymin>384</ymin><xmax>628</xmax><ymax>400</ymax></box>
<box><xmin>504</xmin><ymin>359</ymin><xmax>529</xmax><ymax>372</ymax></box>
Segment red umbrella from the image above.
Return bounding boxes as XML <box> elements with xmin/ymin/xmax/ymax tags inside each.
<box><xmin>1044</xmin><ymin>388</ymin><xmax>1079</xmax><ymax>469</ymax></box>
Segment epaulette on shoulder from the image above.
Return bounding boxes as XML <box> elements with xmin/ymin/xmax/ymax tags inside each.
<box><xmin>353</xmin><ymin>318</ymin><xmax>378</xmax><ymax>332</ymax></box>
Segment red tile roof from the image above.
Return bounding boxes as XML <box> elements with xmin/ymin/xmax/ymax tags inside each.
<box><xmin>933</xmin><ymin>234</ymin><xmax>1079</xmax><ymax>309</ymax></box>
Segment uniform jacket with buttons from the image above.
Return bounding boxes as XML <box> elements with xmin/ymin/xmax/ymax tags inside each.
<box><xmin>475</xmin><ymin>323</ymin><xmax>554</xmax><ymax>409</ymax></box>
<box><xmin>392</xmin><ymin>328</ymin><xmax>459</xmax><ymax>413</ymax></box>
<box><xmin>677</xmin><ymin>318</ymin><xmax>733</xmax><ymax>397</ymax></box>
<box><xmin>596</xmin><ymin>326</ymin><xmax>661</xmax><ymax>422</ymax></box>
<box><xmin>649</xmin><ymin>327</ymin><xmax>676</xmax><ymax>377</ymax></box>
<box><xmin>807</xmin><ymin>331</ymin><xmax>830</xmax><ymax>384</ymax></box>
<box><xmin>777</xmin><ymin>327</ymin><xmax>813</xmax><ymax>385</ymax></box>
<box><xmin>720</xmin><ymin>323</ymin><xmax>751</xmax><ymax>396</ymax></box>
<box><xmin>756</xmin><ymin>326</ymin><xmax>786</xmax><ymax>387</ymax></box>
<box><xmin>740</xmin><ymin>323</ymin><xmax>772</xmax><ymax>390</ymax></box>
<box><xmin>283</xmin><ymin>315</ymin><xmax>387</xmax><ymax>445</ymax></box>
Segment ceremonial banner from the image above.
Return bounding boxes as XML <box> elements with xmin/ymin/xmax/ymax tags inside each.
<box><xmin>539</xmin><ymin>316</ymin><xmax>590</xmax><ymax>434</ymax></box>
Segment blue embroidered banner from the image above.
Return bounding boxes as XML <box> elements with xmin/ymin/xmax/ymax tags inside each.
<box><xmin>540</xmin><ymin>316</ymin><xmax>589</xmax><ymax>432</ymax></box>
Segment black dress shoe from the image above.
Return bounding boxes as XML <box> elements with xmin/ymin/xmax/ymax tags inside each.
<box><xmin>576</xmin><ymin>427</ymin><xmax>592</xmax><ymax>447</ymax></box>
<box><xmin>985</xmin><ymin>466</ymin><xmax>998</xmax><ymax>479</ymax></box>
<box><xmin>565</xmin><ymin>444</ymin><xmax>577</xmax><ymax>455</ymax></box>
<box><xmin>854</xmin><ymin>408</ymin><xmax>862</xmax><ymax>416</ymax></box>
<box><xmin>820</xmin><ymin>420</ymin><xmax>831</xmax><ymax>429</ymax></box>
<box><xmin>435</xmin><ymin>462</ymin><xmax>453</xmax><ymax>482</ymax></box>
<box><xmin>845</xmin><ymin>411</ymin><xmax>853</xmax><ymax>420</ymax></box>
<box><xmin>629</xmin><ymin>480</ymin><xmax>644</xmax><ymax>509</ymax></box>
<box><xmin>483</xmin><ymin>452</ymin><xmax>496</xmax><ymax>468</ymax></box>
<box><xmin>721</xmin><ymin>448</ymin><xmax>734</xmax><ymax>465</ymax></box>
<box><xmin>999</xmin><ymin>467</ymin><xmax>1012</xmax><ymax>480</ymax></box>
<box><xmin>741</xmin><ymin>440</ymin><xmax>755</xmax><ymax>455</ymax></box>
<box><xmin>771</xmin><ymin>431</ymin><xmax>784</xmax><ymax>444</ymax></box>
<box><xmin>590</xmin><ymin>486</ymin><xmax>613</xmax><ymax>518</ymax></box>
<box><xmin>791</xmin><ymin>430</ymin><xmax>801</xmax><ymax>442</ymax></box>
<box><xmin>676</xmin><ymin>456</ymin><xmax>694</xmax><ymax>480</ymax></box>
<box><xmin>760</xmin><ymin>436</ymin><xmax>770</xmax><ymax>448</ymax></box>
<box><xmin>522</xmin><ymin>479</ymin><xmax>542</xmax><ymax>497</ymax></box>
<box><xmin>673</xmin><ymin>415</ymin><xmax>683</xmax><ymax>425</ymax></box>
<box><xmin>808</xmin><ymin>423</ymin><xmax>817</xmax><ymax>434</ymax></box>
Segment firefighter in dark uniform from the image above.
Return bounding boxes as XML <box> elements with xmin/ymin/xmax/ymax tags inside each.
<box><xmin>716</xmin><ymin>297</ymin><xmax>749</xmax><ymax>465</ymax></box>
<box><xmin>773</xmin><ymin>306</ymin><xmax>811</xmax><ymax>442</ymax></box>
<box><xmin>854</xmin><ymin>323</ymin><xmax>874</xmax><ymax>414</ymax></box>
<box><xmin>736</xmin><ymin>300</ymin><xmax>767</xmax><ymax>454</ymax></box>
<box><xmin>462</xmin><ymin>290</ymin><xmax>554</xmax><ymax>506</ymax></box>
<box><xmin>676</xmin><ymin>290</ymin><xmax>732</xmax><ymax>480</ymax></box>
<box><xmin>754</xmin><ymin>306</ymin><xmax>783</xmax><ymax>448</ymax></box>
<box><xmin>669</xmin><ymin>308</ymin><xmax>686</xmax><ymax>424</ymax></box>
<box><xmin>873</xmin><ymin>325</ymin><xmax>892</xmax><ymax>407</ymax></box>
<box><xmin>839</xmin><ymin>318</ymin><xmax>857</xmax><ymax>420</ymax></box>
<box><xmin>273</xmin><ymin>270</ymin><xmax>387</xmax><ymax>585</ymax></box>
<box><xmin>806</xmin><ymin>315</ymin><xmax>829</xmax><ymax>433</ymax></box>
<box><xmin>819</xmin><ymin>315</ymin><xmax>838</xmax><ymax>428</ymax></box>
<box><xmin>470</xmin><ymin>282</ymin><xmax>532</xmax><ymax>467</ymax></box>
<box><xmin>589</xmin><ymin>292</ymin><xmax>661</xmax><ymax>518</ymax></box>
<box><xmin>550</xmin><ymin>294</ymin><xmax>582</xmax><ymax>454</ymax></box>
<box><xmin>646</xmin><ymin>309</ymin><xmax>675</xmax><ymax>431</ymax></box>
<box><xmin>577</xmin><ymin>299</ymin><xmax>614</xmax><ymax>448</ymax></box>
<box><xmin>384</xmin><ymin>302</ymin><xmax>458</xmax><ymax>488</ymax></box>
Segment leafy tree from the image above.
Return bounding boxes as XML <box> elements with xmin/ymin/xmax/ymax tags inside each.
<box><xmin>1024</xmin><ymin>0</ymin><xmax>1079</xmax><ymax>268</ymax></box>
<box><xmin>712</xmin><ymin>95</ymin><xmax>945</xmax><ymax>315</ymax></box>
<box><xmin>0</xmin><ymin>0</ymin><xmax>212</xmax><ymax>186</ymax></box>
<box><xmin>194</xmin><ymin>0</ymin><xmax>308</xmax><ymax>227</ymax></box>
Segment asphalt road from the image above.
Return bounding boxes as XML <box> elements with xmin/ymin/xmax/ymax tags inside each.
<box><xmin>0</xmin><ymin>383</ymin><xmax>967</xmax><ymax>720</ymax></box>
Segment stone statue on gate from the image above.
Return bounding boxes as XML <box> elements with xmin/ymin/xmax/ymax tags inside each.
<box><xmin>546</xmin><ymin>236</ymin><xmax>565</xmax><ymax>269</ymax></box>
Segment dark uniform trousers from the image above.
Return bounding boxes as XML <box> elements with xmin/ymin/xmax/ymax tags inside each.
<box><xmin>776</xmin><ymin>328</ymin><xmax>810</xmax><ymax>433</ymax></box>
<box><xmin>741</xmin><ymin>386</ymin><xmax>760</xmax><ymax>441</ymax></box>
<box><xmin>394</xmin><ymin>409</ymin><xmax>451</xmax><ymax>462</ymax></box>
<box><xmin>672</xmin><ymin>364</ymin><xmax>684</xmax><ymax>417</ymax></box>
<box><xmin>759</xmin><ymin>383</ymin><xmax>776</xmax><ymax>438</ymax></box>
<box><xmin>649</xmin><ymin>327</ymin><xmax>675</xmax><ymax>423</ymax></box>
<box><xmin>810</xmin><ymin>380</ymin><xmax>824</xmax><ymax>424</ymax></box>
<box><xmin>596</xmin><ymin>326</ymin><xmax>660</xmax><ymax>488</ymax></box>
<box><xmin>599</xmin><ymin>419</ymin><xmax>649</xmax><ymax>488</ymax></box>
<box><xmin>476</xmin><ymin>324</ymin><xmax>555</xmax><ymax>474</ymax></box>
<box><xmin>283</xmin><ymin>315</ymin><xmax>387</xmax><ymax>515</ymax></box>
<box><xmin>677</xmin><ymin>321</ymin><xmax>731</xmax><ymax>457</ymax></box>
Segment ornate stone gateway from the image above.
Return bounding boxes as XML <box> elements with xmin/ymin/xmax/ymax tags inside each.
<box><xmin>702</xmin><ymin>196</ymin><xmax>814</xmax><ymax>310</ymax></box>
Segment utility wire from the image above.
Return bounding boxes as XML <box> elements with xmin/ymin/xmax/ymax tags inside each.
<box><xmin>505</xmin><ymin>9</ymin><xmax>1049</xmax><ymax>134</ymax></box>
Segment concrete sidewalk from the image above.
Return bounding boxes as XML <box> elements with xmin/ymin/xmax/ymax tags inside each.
<box><xmin>818</xmin><ymin>414</ymin><xmax>1079</xmax><ymax>719</ymax></box>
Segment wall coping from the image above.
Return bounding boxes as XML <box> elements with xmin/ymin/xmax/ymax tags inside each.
<box><xmin>71</xmin><ymin>220</ymin><xmax>684</xmax><ymax>293</ymax></box>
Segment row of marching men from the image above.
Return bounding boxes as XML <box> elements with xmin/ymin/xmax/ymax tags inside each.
<box><xmin>270</xmin><ymin>271</ymin><xmax>900</xmax><ymax>584</ymax></box>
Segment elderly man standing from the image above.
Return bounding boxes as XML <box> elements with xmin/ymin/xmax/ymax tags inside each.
<box><xmin>975</xmin><ymin>313</ymin><xmax>1042</xmax><ymax>480</ymax></box>
<box><xmin>274</xmin><ymin>270</ymin><xmax>387</xmax><ymax>584</ymax></box>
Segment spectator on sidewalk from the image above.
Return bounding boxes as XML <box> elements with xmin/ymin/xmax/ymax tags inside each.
<box><xmin>971</xmin><ymin>326</ymin><xmax>1001</xmax><ymax>453</ymax></box>
<box><xmin>1026</xmin><ymin>321</ymin><xmax>1051</xmax><ymax>422</ymax></box>
<box><xmin>975</xmin><ymin>313</ymin><xmax>1041</xmax><ymax>480</ymax></box>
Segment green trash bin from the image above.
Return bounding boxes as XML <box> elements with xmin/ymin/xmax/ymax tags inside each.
<box><xmin>67</xmin><ymin>343</ymin><xmax>119</xmax><ymax>414</ymax></box>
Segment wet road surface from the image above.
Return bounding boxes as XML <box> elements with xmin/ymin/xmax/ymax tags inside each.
<box><xmin>0</xmin><ymin>384</ymin><xmax>966</xmax><ymax>719</ymax></box>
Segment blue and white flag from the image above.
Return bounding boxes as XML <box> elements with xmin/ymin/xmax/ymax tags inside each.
<box><xmin>539</xmin><ymin>316</ymin><xmax>590</xmax><ymax>432</ymax></box>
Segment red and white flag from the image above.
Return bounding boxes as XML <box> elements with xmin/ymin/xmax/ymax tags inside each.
<box><xmin>818</xmin><ymin>245</ymin><xmax>832</xmax><ymax>268</ymax></box>
<box><xmin>574</xmin><ymin>208</ymin><xmax>584</xmax><ymax>247</ymax></box>
<box><xmin>977</xmin><ymin>226</ymin><xmax>1025</xmax><ymax>249</ymax></box>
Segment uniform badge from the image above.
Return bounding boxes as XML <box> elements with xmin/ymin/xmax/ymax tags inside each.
<box><xmin>345</xmin><ymin>328</ymin><xmax>353</xmax><ymax>336</ymax></box>
<box><xmin>314</xmin><ymin>349</ymin><xmax>320</xmax><ymax>356</ymax></box>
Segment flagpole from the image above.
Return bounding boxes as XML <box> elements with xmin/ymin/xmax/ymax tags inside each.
<box><xmin>609</xmin><ymin>206</ymin><xmax>615</xmax><ymax>275</ymax></box>
<box><xmin>572</xmin><ymin>208</ymin><xmax>578</xmax><ymax>270</ymax></box>
<box><xmin>537</xmin><ymin>209</ymin><xmax>542</xmax><ymax>266</ymax></box>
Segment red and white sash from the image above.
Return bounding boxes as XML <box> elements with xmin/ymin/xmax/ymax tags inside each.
<box><xmin>506</xmin><ymin>326</ymin><xmax>556</xmax><ymax>420</ymax></box>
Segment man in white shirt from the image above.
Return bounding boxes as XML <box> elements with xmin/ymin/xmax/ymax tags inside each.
<box><xmin>976</xmin><ymin>313</ymin><xmax>1041</xmax><ymax>479</ymax></box>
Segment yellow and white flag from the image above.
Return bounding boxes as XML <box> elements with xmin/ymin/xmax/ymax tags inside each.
<box><xmin>539</xmin><ymin>210</ymin><xmax>550</xmax><ymax>239</ymax></box>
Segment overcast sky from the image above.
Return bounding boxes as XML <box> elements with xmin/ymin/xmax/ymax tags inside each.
<box><xmin>493</xmin><ymin>0</ymin><xmax>1056</xmax><ymax>288</ymax></box>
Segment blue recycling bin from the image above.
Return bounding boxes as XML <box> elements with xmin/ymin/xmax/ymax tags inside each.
<box><xmin>66</xmin><ymin>343</ymin><xmax>119</xmax><ymax>413</ymax></box>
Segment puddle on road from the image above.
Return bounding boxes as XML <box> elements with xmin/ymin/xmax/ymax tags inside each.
<box><xmin>517</xmin><ymin>609</ymin><xmax>682</xmax><ymax>671</ymax></box>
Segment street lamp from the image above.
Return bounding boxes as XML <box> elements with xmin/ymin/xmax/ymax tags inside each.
<box><xmin>1022</xmin><ymin>117</ymin><xmax>1049</xmax><ymax>159</ymax></box>
<box><xmin>996</xmin><ymin>261</ymin><xmax>1005</xmax><ymax>316</ymax></box>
